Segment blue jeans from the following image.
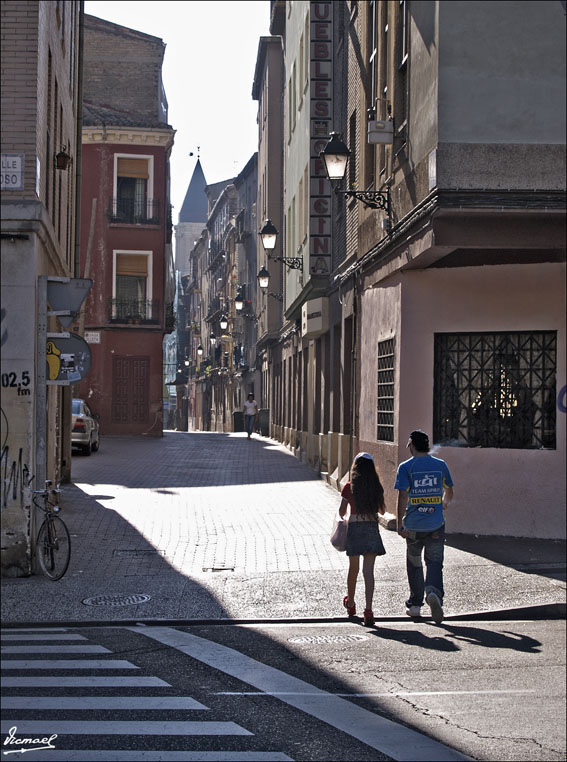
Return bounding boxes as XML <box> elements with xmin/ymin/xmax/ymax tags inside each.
<box><xmin>245</xmin><ymin>415</ymin><xmax>256</xmax><ymax>436</ymax></box>
<box><xmin>405</xmin><ymin>524</ymin><xmax>445</xmax><ymax>607</ymax></box>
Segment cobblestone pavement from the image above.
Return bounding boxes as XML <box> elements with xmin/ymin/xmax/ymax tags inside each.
<box><xmin>1</xmin><ymin>431</ymin><xmax>565</xmax><ymax>624</ymax></box>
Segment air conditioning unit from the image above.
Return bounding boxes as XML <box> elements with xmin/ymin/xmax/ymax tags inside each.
<box><xmin>368</xmin><ymin>120</ymin><xmax>394</xmax><ymax>144</ymax></box>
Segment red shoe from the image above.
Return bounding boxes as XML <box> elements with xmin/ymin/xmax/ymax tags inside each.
<box><xmin>363</xmin><ymin>609</ymin><xmax>375</xmax><ymax>626</ymax></box>
<box><xmin>343</xmin><ymin>595</ymin><xmax>356</xmax><ymax>617</ymax></box>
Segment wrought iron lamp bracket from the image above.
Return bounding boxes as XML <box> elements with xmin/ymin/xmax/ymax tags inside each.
<box><xmin>270</xmin><ymin>256</ymin><xmax>303</xmax><ymax>271</ymax></box>
<box><xmin>337</xmin><ymin>186</ymin><xmax>391</xmax><ymax>215</ymax></box>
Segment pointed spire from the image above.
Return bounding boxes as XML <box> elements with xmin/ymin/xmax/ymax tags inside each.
<box><xmin>178</xmin><ymin>158</ymin><xmax>207</xmax><ymax>224</ymax></box>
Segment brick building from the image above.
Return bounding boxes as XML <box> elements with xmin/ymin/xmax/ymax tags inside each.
<box><xmin>76</xmin><ymin>15</ymin><xmax>175</xmax><ymax>437</ymax></box>
<box><xmin>1</xmin><ymin>0</ymin><xmax>83</xmax><ymax>575</ymax></box>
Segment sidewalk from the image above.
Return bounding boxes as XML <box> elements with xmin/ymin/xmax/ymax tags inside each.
<box><xmin>1</xmin><ymin>431</ymin><xmax>565</xmax><ymax>625</ymax></box>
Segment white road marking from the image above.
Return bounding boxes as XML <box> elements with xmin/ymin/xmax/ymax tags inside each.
<box><xmin>1</xmin><ymin>634</ymin><xmax>88</xmax><ymax>641</ymax></box>
<box><xmin>214</xmin><ymin>689</ymin><xmax>536</xmax><ymax>697</ymax></box>
<box><xmin>0</xmin><ymin>753</ymin><xmax>293</xmax><ymax>761</ymax></box>
<box><xmin>1</xmin><ymin>696</ymin><xmax>209</xmax><ymax>710</ymax></box>
<box><xmin>0</xmin><ymin>721</ymin><xmax>252</xmax><ymax>736</ymax></box>
<box><xmin>1</xmin><ymin>645</ymin><xmax>112</xmax><ymax>654</ymax></box>
<box><xmin>2</xmin><ymin>676</ymin><xmax>170</xmax><ymax>687</ymax></box>
<box><xmin>130</xmin><ymin>627</ymin><xmax>473</xmax><ymax>762</ymax></box>
<box><xmin>1</xmin><ymin>660</ymin><xmax>138</xmax><ymax>670</ymax></box>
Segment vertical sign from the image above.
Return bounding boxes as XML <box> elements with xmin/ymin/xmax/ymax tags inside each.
<box><xmin>309</xmin><ymin>1</ymin><xmax>333</xmax><ymax>277</ymax></box>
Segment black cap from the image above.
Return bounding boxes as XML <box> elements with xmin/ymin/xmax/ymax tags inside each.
<box><xmin>408</xmin><ymin>430</ymin><xmax>430</xmax><ymax>452</ymax></box>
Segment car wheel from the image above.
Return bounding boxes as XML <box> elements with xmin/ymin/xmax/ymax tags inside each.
<box><xmin>82</xmin><ymin>439</ymin><xmax>92</xmax><ymax>456</ymax></box>
<box><xmin>91</xmin><ymin>433</ymin><xmax>99</xmax><ymax>452</ymax></box>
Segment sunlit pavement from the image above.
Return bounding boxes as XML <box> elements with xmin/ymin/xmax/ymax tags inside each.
<box><xmin>1</xmin><ymin>431</ymin><xmax>565</xmax><ymax>624</ymax></box>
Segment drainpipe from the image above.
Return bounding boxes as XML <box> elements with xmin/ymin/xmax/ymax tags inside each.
<box><xmin>73</xmin><ymin>1</ymin><xmax>84</xmax><ymax>279</ymax></box>
<box><xmin>349</xmin><ymin>271</ymin><xmax>358</xmax><ymax>469</ymax></box>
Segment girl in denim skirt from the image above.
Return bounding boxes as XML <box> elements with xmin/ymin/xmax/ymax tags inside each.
<box><xmin>338</xmin><ymin>452</ymin><xmax>386</xmax><ymax>626</ymax></box>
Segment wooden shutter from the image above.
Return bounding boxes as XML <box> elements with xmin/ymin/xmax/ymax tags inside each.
<box><xmin>117</xmin><ymin>158</ymin><xmax>149</xmax><ymax>179</ymax></box>
<box><xmin>116</xmin><ymin>254</ymin><xmax>148</xmax><ymax>277</ymax></box>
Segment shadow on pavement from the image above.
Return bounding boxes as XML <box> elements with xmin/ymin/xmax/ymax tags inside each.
<box><xmin>72</xmin><ymin>431</ymin><xmax>321</xmax><ymax>489</ymax></box>
<box><xmin>445</xmin><ymin>533</ymin><xmax>566</xmax><ymax>581</ymax></box>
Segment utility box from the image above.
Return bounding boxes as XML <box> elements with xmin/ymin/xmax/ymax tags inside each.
<box><xmin>233</xmin><ymin>411</ymin><xmax>244</xmax><ymax>432</ymax></box>
<box><xmin>368</xmin><ymin>120</ymin><xmax>394</xmax><ymax>144</ymax></box>
<box><xmin>258</xmin><ymin>408</ymin><xmax>270</xmax><ymax>436</ymax></box>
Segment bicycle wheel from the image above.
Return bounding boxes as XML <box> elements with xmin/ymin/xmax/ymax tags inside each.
<box><xmin>36</xmin><ymin>516</ymin><xmax>71</xmax><ymax>580</ymax></box>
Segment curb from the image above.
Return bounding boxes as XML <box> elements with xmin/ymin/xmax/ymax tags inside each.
<box><xmin>1</xmin><ymin>602</ymin><xmax>564</xmax><ymax>629</ymax></box>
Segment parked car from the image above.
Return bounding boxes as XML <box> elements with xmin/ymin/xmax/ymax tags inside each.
<box><xmin>71</xmin><ymin>398</ymin><xmax>100</xmax><ymax>455</ymax></box>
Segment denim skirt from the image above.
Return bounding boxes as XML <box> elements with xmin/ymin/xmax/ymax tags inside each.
<box><xmin>345</xmin><ymin>521</ymin><xmax>386</xmax><ymax>557</ymax></box>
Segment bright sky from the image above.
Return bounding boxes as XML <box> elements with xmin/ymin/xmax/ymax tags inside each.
<box><xmin>84</xmin><ymin>1</ymin><xmax>271</xmax><ymax>223</ymax></box>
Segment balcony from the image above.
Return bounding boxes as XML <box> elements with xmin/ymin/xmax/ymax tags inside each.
<box><xmin>107</xmin><ymin>298</ymin><xmax>161</xmax><ymax>325</ymax></box>
<box><xmin>108</xmin><ymin>198</ymin><xmax>161</xmax><ymax>225</ymax></box>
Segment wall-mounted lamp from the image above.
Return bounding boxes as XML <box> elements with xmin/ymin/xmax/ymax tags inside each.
<box><xmin>234</xmin><ymin>293</ymin><xmax>244</xmax><ymax>312</ymax></box>
<box><xmin>210</xmin><ymin>332</ymin><xmax>217</xmax><ymax>346</ymax></box>
<box><xmin>197</xmin><ymin>344</ymin><xmax>204</xmax><ymax>356</ymax></box>
<box><xmin>259</xmin><ymin>219</ymin><xmax>302</xmax><ymax>270</ymax></box>
<box><xmin>55</xmin><ymin>147</ymin><xmax>71</xmax><ymax>171</ymax></box>
<box><xmin>219</xmin><ymin>315</ymin><xmax>229</xmax><ymax>331</ymax></box>
<box><xmin>320</xmin><ymin>132</ymin><xmax>391</xmax><ymax>219</ymax></box>
<box><xmin>257</xmin><ymin>265</ymin><xmax>270</xmax><ymax>290</ymax></box>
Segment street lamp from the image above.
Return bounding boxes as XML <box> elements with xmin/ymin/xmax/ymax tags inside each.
<box><xmin>259</xmin><ymin>219</ymin><xmax>302</xmax><ymax>270</ymax></box>
<box><xmin>320</xmin><ymin>131</ymin><xmax>391</xmax><ymax>218</ymax></box>
<box><xmin>234</xmin><ymin>292</ymin><xmax>244</xmax><ymax>312</ymax></box>
<box><xmin>219</xmin><ymin>314</ymin><xmax>229</xmax><ymax>331</ymax></box>
<box><xmin>210</xmin><ymin>332</ymin><xmax>217</xmax><ymax>346</ymax></box>
<box><xmin>257</xmin><ymin>265</ymin><xmax>270</xmax><ymax>290</ymax></box>
<box><xmin>197</xmin><ymin>344</ymin><xmax>204</xmax><ymax>356</ymax></box>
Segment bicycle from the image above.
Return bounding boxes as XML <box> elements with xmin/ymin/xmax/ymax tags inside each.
<box><xmin>33</xmin><ymin>480</ymin><xmax>71</xmax><ymax>580</ymax></box>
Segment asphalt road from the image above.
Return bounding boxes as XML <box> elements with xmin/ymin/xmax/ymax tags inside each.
<box><xmin>1</xmin><ymin>618</ymin><xmax>565</xmax><ymax>761</ymax></box>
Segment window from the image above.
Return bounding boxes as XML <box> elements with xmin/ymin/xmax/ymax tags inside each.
<box><xmin>434</xmin><ymin>332</ymin><xmax>557</xmax><ymax>449</ymax></box>
<box><xmin>377</xmin><ymin>338</ymin><xmax>395</xmax><ymax>441</ymax></box>
<box><xmin>112</xmin><ymin>156</ymin><xmax>156</xmax><ymax>224</ymax></box>
<box><xmin>112</xmin><ymin>251</ymin><xmax>153</xmax><ymax>322</ymax></box>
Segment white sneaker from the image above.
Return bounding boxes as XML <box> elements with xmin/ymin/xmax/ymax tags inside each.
<box><xmin>406</xmin><ymin>605</ymin><xmax>422</xmax><ymax>617</ymax></box>
<box><xmin>426</xmin><ymin>592</ymin><xmax>444</xmax><ymax>624</ymax></box>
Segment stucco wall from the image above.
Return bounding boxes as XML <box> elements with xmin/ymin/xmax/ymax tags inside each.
<box><xmin>438</xmin><ymin>1</ymin><xmax>566</xmax><ymax>145</ymax></box>
<box><xmin>359</xmin><ymin>262</ymin><xmax>566</xmax><ymax>538</ymax></box>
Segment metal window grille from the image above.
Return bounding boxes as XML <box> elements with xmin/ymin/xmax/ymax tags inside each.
<box><xmin>377</xmin><ymin>338</ymin><xmax>395</xmax><ymax>441</ymax></box>
<box><xmin>434</xmin><ymin>332</ymin><xmax>557</xmax><ymax>450</ymax></box>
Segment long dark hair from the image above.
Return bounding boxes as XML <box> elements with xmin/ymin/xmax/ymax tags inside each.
<box><xmin>351</xmin><ymin>456</ymin><xmax>385</xmax><ymax>516</ymax></box>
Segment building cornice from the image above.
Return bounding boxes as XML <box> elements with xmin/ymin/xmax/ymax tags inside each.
<box><xmin>82</xmin><ymin>125</ymin><xmax>175</xmax><ymax>149</ymax></box>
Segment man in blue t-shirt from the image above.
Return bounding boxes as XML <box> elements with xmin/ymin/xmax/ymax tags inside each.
<box><xmin>394</xmin><ymin>429</ymin><xmax>454</xmax><ymax>623</ymax></box>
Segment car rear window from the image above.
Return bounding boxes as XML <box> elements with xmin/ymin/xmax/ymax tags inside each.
<box><xmin>72</xmin><ymin>400</ymin><xmax>82</xmax><ymax>414</ymax></box>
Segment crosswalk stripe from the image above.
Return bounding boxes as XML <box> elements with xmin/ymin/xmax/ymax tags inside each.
<box><xmin>0</xmin><ymin>752</ymin><xmax>294</xmax><ymax>761</ymax></box>
<box><xmin>1</xmin><ymin>645</ymin><xmax>112</xmax><ymax>654</ymax></box>
<box><xmin>0</xmin><ymin>721</ymin><xmax>253</xmax><ymax>736</ymax></box>
<box><xmin>132</xmin><ymin>627</ymin><xmax>473</xmax><ymax>762</ymax></box>
<box><xmin>0</xmin><ymin>628</ymin><xmax>70</xmax><ymax>633</ymax></box>
<box><xmin>1</xmin><ymin>634</ymin><xmax>88</xmax><ymax>641</ymax></box>
<box><xmin>1</xmin><ymin>660</ymin><xmax>139</xmax><ymax>670</ymax></box>
<box><xmin>2</xmin><ymin>676</ymin><xmax>170</xmax><ymax>687</ymax></box>
<box><xmin>2</xmin><ymin>697</ymin><xmax>209</xmax><ymax>710</ymax></box>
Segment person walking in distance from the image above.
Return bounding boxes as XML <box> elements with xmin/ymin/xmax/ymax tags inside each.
<box><xmin>339</xmin><ymin>453</ymin><xmax>386</xmax><ymax>626</ymax></box>
<box><xmin>395</xmin><ymin>430</ymin><xmax>454</xmax><ymax>624</ymax></box>
<box><xmin>243</xmin><ymin>392</ymin><xmax>258</xmax><ymax>439</ymax></box>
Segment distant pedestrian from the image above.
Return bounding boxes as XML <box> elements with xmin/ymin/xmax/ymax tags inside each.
<box><xmin>395</xmin><ymin>430</ymin><xmax>454</xmax><ymax>624</ymax></box>
<box><xmin>339</xmin><ymin>452</ymin><xmax>386</xmax><ymax>627</ymax></box>
<box><xmin>243</xmin><ymin>392</ymin><xmax>258</xmax><ymax>439</ymax></box>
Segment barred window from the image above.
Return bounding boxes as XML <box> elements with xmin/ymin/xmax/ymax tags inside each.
<box><xmin>434</xmin><ymin>332</ymin><xmax>557</xmax><ymax>450</ymax></box>
<box><xmin>377</xmin><ymin>338</ymin><xmax>395</xmax><ymax>441</ymax></box>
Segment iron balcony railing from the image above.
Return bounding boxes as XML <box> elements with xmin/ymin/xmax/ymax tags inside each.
<box><xmin>108</xmin><ymin>197</ymin><xmax>161</xmax><ymax>225</ymax></box>
<box><xmin>107</xmin><ymin>298</ymin><xmax>161</xmax><ymax>324</ymax></box>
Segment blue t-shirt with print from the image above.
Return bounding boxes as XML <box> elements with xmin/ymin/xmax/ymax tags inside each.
<box><xmin>394</xmin><ymin>455</ymin><xmax>453</xmax><ymax>531</ymax></box>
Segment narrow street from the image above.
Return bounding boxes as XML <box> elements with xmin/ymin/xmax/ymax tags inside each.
<box><xmin>1</xmin><ymin>432</ymin><xmax>565</xmax><ymax>761</ymax></box>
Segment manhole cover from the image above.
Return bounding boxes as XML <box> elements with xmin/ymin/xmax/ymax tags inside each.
<box><xmin>288</xmin><ymin>634</ymin><xmax>368</xmax><ymax>644</ymax></box>
<box><xmin>82</xmin><ymin>594</ymin><xmax>151</xmax><ymax>607</ymax></box>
